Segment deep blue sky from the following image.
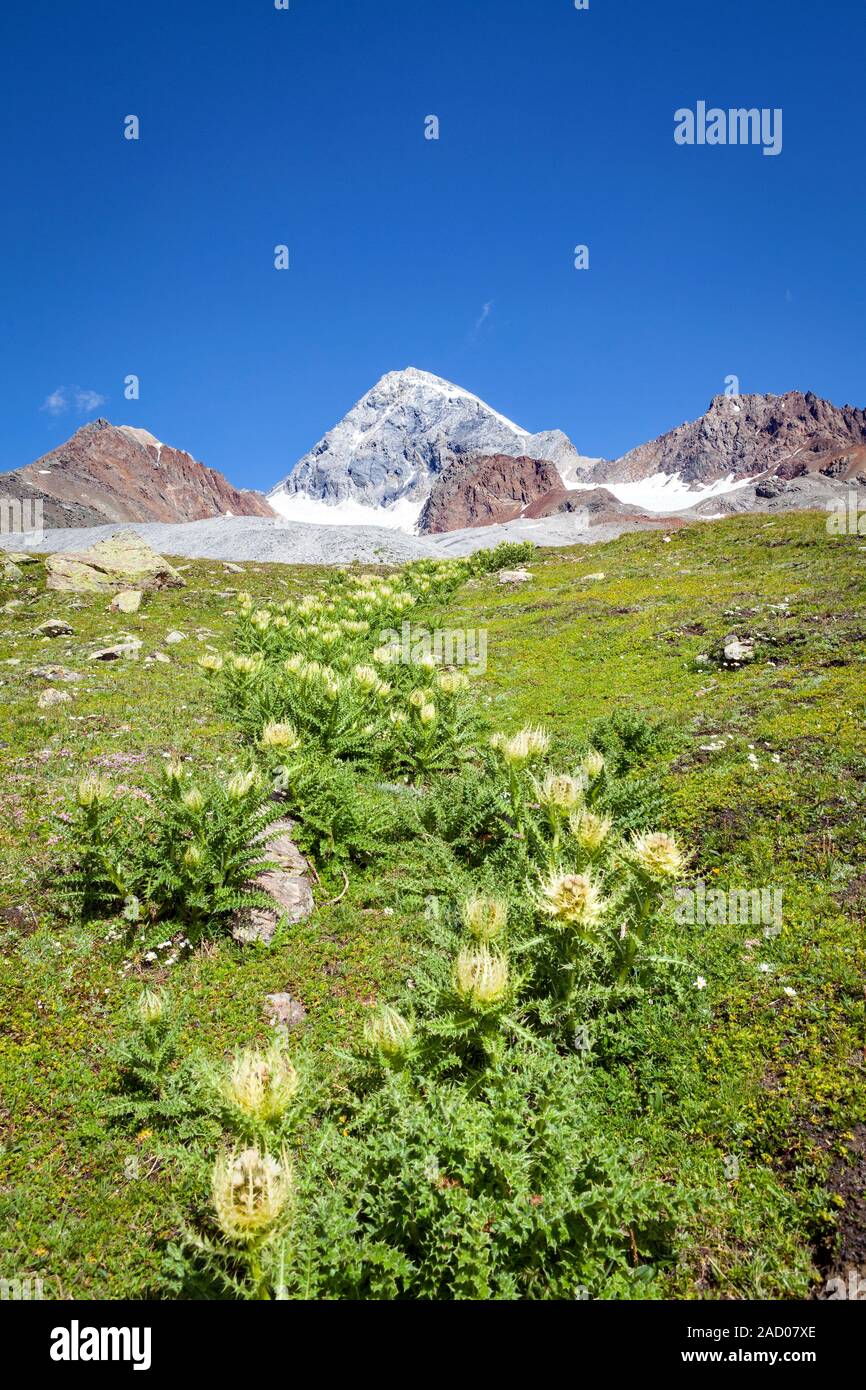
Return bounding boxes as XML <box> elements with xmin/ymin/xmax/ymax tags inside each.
<box><xmin>2</xmin><ymin>0</ymin><xmax>864</xmax><ymax>488</ymax></box>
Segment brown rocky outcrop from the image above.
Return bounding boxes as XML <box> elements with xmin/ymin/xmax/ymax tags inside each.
<box><xmin>597</xmin><ymin>391</ymin><xmax>866</xmax><ymax>488</ymax></box>
<box><xmin>4</xmin><ymin>419</ymin><xmax>274</xmax><ymax>528</ymax></box>
<box><xmin>418</xmin><ymin>454</ymin><xmax>563</xmax><ymax>533</ymax></box>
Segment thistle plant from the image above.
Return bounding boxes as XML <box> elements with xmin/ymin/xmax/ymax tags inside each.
<box><xmin>615</xmin><ymin>831</ymin><xmax>687</xmax><ymax>981</ymax></box>
<box><xmin>105</xmin><ymin>988</ymin><xmax>189</xmax><ymax>1127</ymax></box>
<box><xmin>364</xmin><ymin>1005</ymin><xmax>415</xmax><ymax>1065</ymax></box>
<box><xmin>569</xmin><ymin>808</ymin><xmax>613</xmax><ymax>862</ymax></box>
<box><xmin>537</xmin><ymin>870</ymin><xmax>605</xmax><ymax>938</ymax></box>
<box><xmin>219</xmin><ymin>1043</ymin><xmax>300</xmax><ymax>1138</ymax></box>
<box><xmin>492</xmin><ymin>725</ymin><xmax>551</xmax><ymax>827</ymax></box>
<box><xmin>65</xmin><ymin>776</ymin><xmax>132</xmax><ymax>915</ymax></box>
<box><xmin>445</xmin><ymin>944</ymin><xmax>513</xmax><ymax>1063</ymax></box>
<box><xmin>461</xmin><ymin>894</ymin><xmax>508</xmax><ymax>943</ymax></box>
<box><xmin>533</xmin><ymin>771</ymin><xmax>585</xmax><ymax>861</ymax></box>
<box><xmin>202</xmin><ymin>1146</ymin><xmax>293</xmax><ymax>1300</ymax></box>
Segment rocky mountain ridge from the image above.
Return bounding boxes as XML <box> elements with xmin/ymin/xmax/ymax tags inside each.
<box><xmin>2</xmin><ymin>419</ymin><xmax>274</xmax><ymax>528</ymax></box>
<box><xmin>269</xmin><ymin>368</ymin><xmax>596</xmax><ymax>518</ymax></box>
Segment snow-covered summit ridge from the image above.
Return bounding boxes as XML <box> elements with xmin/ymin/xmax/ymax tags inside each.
<box><xmin>268</xmin><ymin>367</ymin><xmax>594</xmax><ymax>527</ymax></box>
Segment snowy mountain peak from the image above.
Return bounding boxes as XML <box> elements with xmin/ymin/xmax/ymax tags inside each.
<box><xmin>269</xmin><ymin>367</ymin><xmax>593</xmax><ymax>530</ymax></box>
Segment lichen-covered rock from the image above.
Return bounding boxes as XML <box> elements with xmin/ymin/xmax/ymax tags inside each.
<box><xmin>109</xmin><ymin>590</ymin><xmax>143</xmax><ymax>614</ymax></box>
<box><xmin>45</xmin><ymin>532</ymin><xmax>185</xmax><ymax>594</ymax></box>
<box><xmin>90</xmin><ymin>638</ymin><xmax>143</xmax><ymax>661</ymax></box>
<box><xmin>38</xmin><ymin>687</ymin><xmax>72</xmax><ymax>709</ymax></box>
<box><xmin>34</xmin><ymin>618</ymin><xmax>74</xmax><ymax>638</ymax></box>
<box><xmin>232</xmin><ymin>819</ymin><xmax>314</xmax><ymax>945</ymax></box>
<box><xmin>28</xmin><ymin>665</ymin><xmax>82</xmax><ymax>683</ymax></box>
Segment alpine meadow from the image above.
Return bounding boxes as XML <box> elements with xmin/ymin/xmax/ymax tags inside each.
<box><xmin>2</xmin><ymin>0</ymin><xmax>866</xmax><ymax>1339</ymax></box>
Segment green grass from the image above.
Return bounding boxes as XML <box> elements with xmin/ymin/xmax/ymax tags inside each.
<box><xmin>1</xmin><ymin>510</ymin><xmax>865</xmax><ymax>1298</ymax></box>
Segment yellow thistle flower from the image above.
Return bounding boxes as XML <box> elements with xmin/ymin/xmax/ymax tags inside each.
<box><xmin>197</xmin><ymin>653</ymin><xmax>224</xmax><ymax>674</ymax></box>
<box><xmin>284</xmin><ymin>653</ymin><xmax>305</xmax><ymax>673</ymax></box>
<box><xmin>183</xmin><ymin>843</ymin><xmax>204</xmax><ymax>868</ymax></box>
<box><xmin>226</xmin><ymin>770</ymin><xmax>258</xmax><ymax>800</ymax></box>
<box><xmin>437</xmin><ymin>670</ymin><xmax>469</xmax><ymax>695</ymax></box>
<box><xmin>364</xmin><ymin>1005</ymin><xmax>414</xmax><ymax>1058</ymax></box>
<box><xmin>352</xmin><ymin>665</ymin><xmax>380</xmax><ymax>692</ymax></box>
<box><xmin>223</xmin><ymin>1043</ymin><xmax>299</xmax><ymax>1122</ymax></box>
<box><xmin>372</xmin><ymin>645</ymin><xmax>399</xmax><ymax>665</ymax></box>
<box><xmin>419</xmin><ymin>702</ymin><xmax>437</xmax><ymax>726</ymax></box>
<box><xmin>250</xmin><ymin>609</ymin><xmax>271</xmax><ymax>631</ymax></box>
<box><xmin>461</xmin><ymin>894</ymin><xmax>508</xmax><ymax>942</ymax></box>
<box><xmin>138</xmin><ymin>988</ymin><xmax>165</xmax><ymax>1025</ymax></box>
<box><xmin>538</xmin><ymin>871</ymin><xmax>604</xmax><ymax>931</ymax></box>
<box><xmin>211</xmin><ymin>1147</ymin><xmax>291</xmax><ymax>1243</ymax></box>
<box><xmin>453</xmin><ymin>945</ymin><xmax>509</xmax><ymax>1008</ymax></box>
<box><xmin>569</xmin><ymin>809</ymin><xmax>612</xmax><ymax>853</ymax></box>
<box><xmin>628</xmin><ymin>831</ymin><xmax>686</xmax><ymax>881</ymax></box>
<box><xmin>389</xmin><ymin>710</ymin><xmax>407</xmax><ymax>727</ymax></box>
<box><xmin>582</xmin><ymin>748</ymin><xmax>605</xmax><ymax>780</ymax></box>
<box><xmin>500</xmin><ymin>726</ymin><xmax>550</xmax><ymax>767</ymax></box>
<box><xmin>230</xmin><ymin>654</ymin><xmax>261</xmax><ymax>676</ymax></box>
<box><xmin>76</xmin><ymin>775</ymin><xmax>112</xmax><ymax>808</ymax></box>
<box><xmin>260</xmin><ymin>722</ymin><xmax>300</xmax><ymax>752</ymax></box>
<box><xmin>535</xmin><ymin>772</ymin><xmax>584</xmax><ymax>813</ymax></box>
<box><xmin>181</xmin><ymin>787</ymin><xmax>206</xmax><ymax>814</ymax></box>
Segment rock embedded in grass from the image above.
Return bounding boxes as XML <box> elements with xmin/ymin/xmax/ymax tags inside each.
<box><xmin>28</xmin><ymin>665</ymin><xmax>83</xmax><ymax>683</ymax></box>
<box><xmin>90</xmin><ymin>639</ymin><xmax>143</xmax><ymax>661</ymax></box>
<box><xmin>34</xmin><ymin>618</ymin><xmax>74</xmax><ymax>638</ymax></box>
<box><xmin>263</xmin><ymin>992</ymin><xmax>308</xmax><ymax>1034</ymax></box>
<box><xmin>109</xmin><ymin>590</ymin><xmax>143</xmax><ymax>614</ymax></box>
<box><xmin>45</xmin><ymin>531</ymin><xmax>185</xmax><ymax>594</ymax></box>
<box><xmin>722</xmin><ymin>635</ymin><xmax>755</xmax><ymax>666</ymax></box>
<box><xmin>37</xmin><ymin>687</ymin><xmax>72</xmax><ymax>709</ymax></box>
<box><xmin>232</xmin><ymin>819</ymin><xmax>314</xmax><ymax>945</ymax></box>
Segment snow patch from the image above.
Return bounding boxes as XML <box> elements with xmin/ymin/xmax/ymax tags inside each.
<box><xmin>572</xmin><ymin>471</ymin><xmax>753</xmax><ymax>513</ymax></box>
<box><xmin>118</xmin><ymin>426</ymin><xmax>164</xmax><ymax>451</ymax></box>
<box><xmin>270</xmin><ymin>490</ymin><xmax>423</xmax><ymax>532</ymax></box>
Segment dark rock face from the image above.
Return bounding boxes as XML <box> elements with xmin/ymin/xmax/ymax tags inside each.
<box><xmin>755</xmin><ymin>477</ymin><xmax>788</xmax><ymax>499</ymax></box>
<box><xmin>417</xmin><ymin>455</ymin><xmax>682</xmax><ymax>535</ymax></box>
<box><xmin>596</xmin><ymin>392</ymin><xmax>866</xmax><ymax>488</ymax></box>
<box><xmin>418</xmin><ymin>453</ymin><xmax>562</xmax><ymax>533</ymax></box>
<box><xmin>3</xmin><ymin>420</ymin><xmax>274</xmax><ymax>527</ymax></box>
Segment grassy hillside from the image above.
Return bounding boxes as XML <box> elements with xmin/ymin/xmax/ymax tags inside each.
<box><xmin>1</xmin><ymin>510</ymin><xmax>864</xmax><ymax>1299</ymax></box>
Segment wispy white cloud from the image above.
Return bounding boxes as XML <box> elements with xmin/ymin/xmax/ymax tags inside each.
<box><xmin>474</xmin><ymin>300</ymin><xmax>494</xmax><ymax>332</ymax></box>
<box><xmin>41</xmin><ymin>388</ymin><xmax>69</xmax><ymax>417</ymax></box>
<box><xmin>74</xmin><ymin>387</ymin><xmax>106</xmax><ymax>412</ymax></box>
<box><xmin>41</xmin><ymin>385</ymin><xmax>107</xmax><ymax>417</ymax></box>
